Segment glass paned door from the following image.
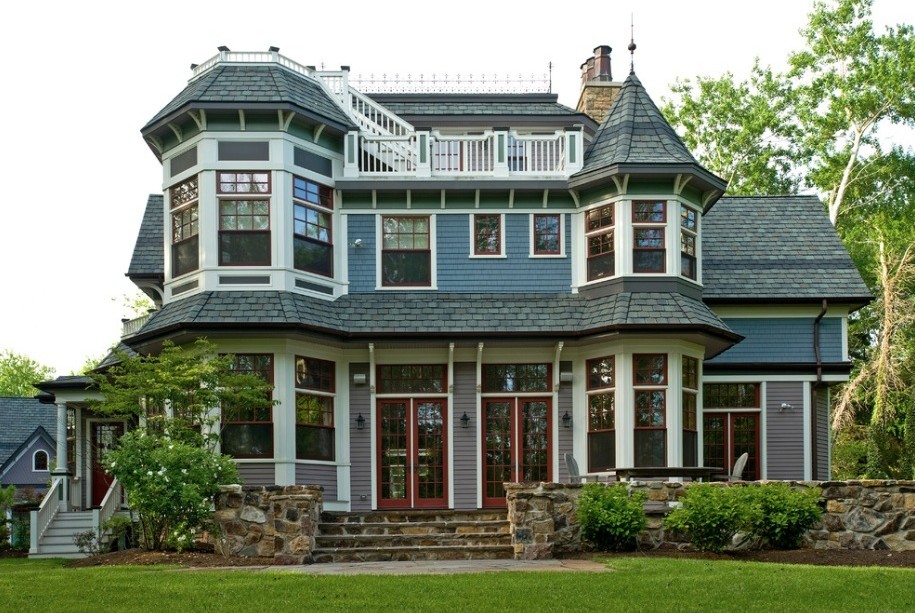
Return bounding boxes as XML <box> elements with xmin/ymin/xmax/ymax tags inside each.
<box><xmin>378</xmin><ymin>400</ymin><xmax>447</xmax><ymax>509</ymax></box>
<box><xmin>91</xmin><ymin>422</ymin><xmax>124</xmax><ymax>507</ymax></box>
<box><xmin>482</xmin><ymin>398</ymin><xmax>551</xmax><ymax>507</ymax></box>
<box><xmin>703</xmin><ymin>412</ymin><xmax>760</xmax><ymax>480</ymax></box>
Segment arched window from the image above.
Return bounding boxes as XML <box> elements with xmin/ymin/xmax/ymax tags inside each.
<box><xmin>33</xmin><ymin>449</ymin><xmax>49</xmax><ymax>471</ymax></box>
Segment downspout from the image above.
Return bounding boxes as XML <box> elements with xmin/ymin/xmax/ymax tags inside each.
<box><xmin>814</xmin><ymin>299</ymin><xmax>828</xmax><ymax>384</ymax></box>
<box><xmin>812</xmin><ymin>299</ymin><xmax>828</xmax><ymax>479</ymax></box>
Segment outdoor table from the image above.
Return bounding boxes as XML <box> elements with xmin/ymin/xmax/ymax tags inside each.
<box><xmin>614</xmin><ymin>466</ymin><xmax>723</xmax><ymax>482</ymax></box>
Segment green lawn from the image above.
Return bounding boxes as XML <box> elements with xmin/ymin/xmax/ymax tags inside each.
<box><xmin>2</xmin><ymin>557</ymin><xmax>913</xmax><ymax>612</ymax></box>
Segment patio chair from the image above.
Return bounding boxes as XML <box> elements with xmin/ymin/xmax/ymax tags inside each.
<box><xmin>729</xmin><ymin>452</ymin><xmax>749</xmax><ymax>481</ymax></box>
<box><xmin>564</xmin><ymin>453</ymin><xmax>606</xmax><ymax>483</ymax></box>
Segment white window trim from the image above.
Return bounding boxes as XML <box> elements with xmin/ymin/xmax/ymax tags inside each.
<box><xmin>582</xmin><ymin>202</ymin><xmax>617</xmax><ymax>283</ymax></box>
<box><xmin>679</xmin><ymin>203</ymin><xmax>701</xmax><ymax>283</ymax></box>
<box><xmin>32</xmin><ymin>449</ymin><xmax>50</xmax><ymax>472</ymax></box>
<box><xmin>529</xmin><ymin>213</ymin><xmax>566</xmax><ymax>258</ymax></box>
<box><xmin>375</xmin><ymin>214</ymin><xmax>438</xmax><ymax>290</ymax></box>
<box><xmin>468</xmin><ymin>213</ymin><xmax>506</xmax><ymax>258</ymax></box>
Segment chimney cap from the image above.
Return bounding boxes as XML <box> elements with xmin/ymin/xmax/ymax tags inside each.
<box><xmin>217</xmin><ymin>45</ymin><xmax>230</xmax><ymax>52</ymax></box>
<box><xmin>593</xmin><ymin>45</ymin><xmax>612</xmax><ymax>55</ymax></box>
<box><xmin>268</xmin><ymin>46</ymin><xmax>280</xmax><ymax>52</ymax></box>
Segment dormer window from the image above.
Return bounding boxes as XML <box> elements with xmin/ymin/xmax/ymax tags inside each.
<box><xmin>217</xmin><ymin>172</ymin><xmax>271</xmax><ymax>266</ymax></box>
<box><xmin>170</xmin><ymin>176</ymin><xmax>199</xmax><ymax>277</ymax></box>
<box><xmin>680</xmin><ymin>205</ymin><xmax>699</xmax><ymax>281</ymax></box>
<box><xmin>586</xmin><ymin>204</ymin><xmax>615</xmax><ymax>281</ymax></box>
<box><xmin>632</xmin><ymin>201</ymin><xmax>666</xmax><ymax>273</ymax></box>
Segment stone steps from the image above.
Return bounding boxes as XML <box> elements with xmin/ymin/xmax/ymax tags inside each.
<box><xmin>313</xmin><ymin>510</ymin><xmax>513</xmax><ymax>563</ymax></box>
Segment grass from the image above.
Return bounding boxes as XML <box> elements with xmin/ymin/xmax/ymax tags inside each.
<box><xmin>2</xmin><ymin>557</ymin><xmax>914</xmax><ymax>612</ymax></box>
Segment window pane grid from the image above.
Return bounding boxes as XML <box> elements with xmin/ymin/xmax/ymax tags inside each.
<box><xmin>633</xmin><ymin>201</ymin><xmax>666</xmax><ymax>223</ymax></box>
<box><xmin>703</xmin><ymin>383</ymin><xmax>760</xmax><ymax>408</ymax></box>
<box><xmin>633</xmin><ymin>354</ymin><xmax>667</xmax><ymax>385</ymax></box>
<box><xmin>295</xmin><ymin>356</ymin><xmax>335</xmax><ymax>391</ymax></box>
<box><xmin>170</xmin><ymin>176</ymin><xmax>198</xmax><ymax>209</ymax></box>
<box><xmin>586</xmin><ymin>204</ymin><xmax>614</xmax><ymax>231</ymax></box>
<box><xmin>533</xmin><ymin>214</ymin><xmax>560</xmax><ymax>254</ymax></box>
<box><xmin>217</xmin><ymin>171</ymin><xmax>271</xmax><ymax>194</ymax></box>
<box><xmin>588</xmin><ymin>393</ymin><xmax>615</xmax><ymax>430</ymax></box>
<box><xmin>377</xmin><ymin>365</ymin><xmax>446</xmax><ymax>394</ymax></box>
<box><xmin>587</xmin><ymin>356</ymin><xmax>615</xmax><ymax>390</ymax></box>
<box><xmin>682</xmin><ymin>356</ymin><xmax>699</xmax><ymax>390</ymax></box>
<box><xmin>474</xmin><ymin>215</ymin><xmax>501</xmax><ymax>255</ymax></box>
<box><xmin>482</xmin><ymin>364</ymin><xmax>549</xmax><ymax>393</ymax></box>
<box><xmin>293</xmin><ymin>176</ymin><xmax>333</xmax><ymax>209</ymax></box>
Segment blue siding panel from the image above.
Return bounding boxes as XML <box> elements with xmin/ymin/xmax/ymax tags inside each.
<box><xmin>709</xmin><ymin>318</ymin><xmax>843</xmax><ymax>364</ymax></box>
<box><xmin>347</xmin><ymin>213</ymin><xmax>571</xmax><ymax>294</ymax></box>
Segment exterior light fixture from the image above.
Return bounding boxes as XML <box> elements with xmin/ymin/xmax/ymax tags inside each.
<box><xmin>355</xmin><ymin>413</ymin><xmax>365</xmax><ymax>430</ymax></box>
<box><xmin>562</xmin><ymin>411</ymin><xmax>571</xmax><ymax>428</ymax></box>
<box><xmin>780</xmin><ymin>402</ymin><xmax>793</xmax><ymax>411</ymax></box>
<box><xmin>352</xmin><ymin>373</ymin><xmax>367</xmax><ymax>385</ymax></box>
<box><xmin>460</xmin><ymin>412</ymin><xmax>470</xmax><ymax>428</ymax></box>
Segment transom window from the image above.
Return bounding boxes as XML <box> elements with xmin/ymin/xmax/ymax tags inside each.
<box><xmin>473</xmin><ymin>214</ymin><xmax>502</xmax><ymax>256</ymax></box>
<box><xmin>377</xmin><ymin>365</ymin><xmax>446</xmax><ymax>394</ymax></box>
<box><xmin>586</xmin><ymin>204</ymin><xmax>615</xmax><ymax>281</ymax></box>
<box><xmin>293</xmin><ymin>176</ymin><xmax>334</xmax><ymax>277</ymax></box>
<box><xmin>532</xmin><ymin>214</ymin><xmax>562</xmax><ymax>255</ymax></box>
<box><xmin>633</xmin><ymin>353</ymin><xmax>667</xmax><ymax>467</ymax></box>
<box><xmin>682</xmin><ymin>356</ymin><xmax>699</xmax><ymax>467</ymax></box>
<box><xmin>483</xmin><ymin>364</ymin><xmax>550</xmax><ymax>393</ymax></box>
<box><xmin>704</xmin><ymin>383</ymin><xmax>760</xmax><ymax>408</ymax></box>
<box><xmin>587</xmin><ymin>356</ymin><xmax>615</xmax><ymax>472</ymax></box>
<box><xmin>382</xmin><ymin>216</ymin><xmax>431</xmax><ymax>287</ymax></box>
<box><xmin>170</xmin><ymin>176</ymin><xmax>199</xmax><ymax>277</ymax></box>
<box><xmin>222</xmin><ymin>354</ymin><xmax>274</xmax><ymax>458</ymax></box>
<box><xmin>632</xmin><ymin>201</ymin><xmax>666</xmax><ymax>273</ymax></box>
<box><xmin>217</xmin><ymin>172</ymin><xmax>271</xmax><ymax>267</ymax></box>
<box><xmin>295</xmin><ymin>356</ymin><xmax>335</xmax><ymax>461</ymax></box>
<box><xmin>681</xmin><ymin>205</ymin><xmax>698</xmax><ymax>280</ymax></box>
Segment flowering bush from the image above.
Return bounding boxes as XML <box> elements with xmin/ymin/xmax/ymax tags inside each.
<box><xmin>105</xmin><ymin>430</ymin><xmax>239</xmax><ymax>551</ymax></box>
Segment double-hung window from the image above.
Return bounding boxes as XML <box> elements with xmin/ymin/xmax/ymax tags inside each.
<box><xmin>682</xmin><ymin>356</ymin><xmax>699</xmax><ymax>466</ymax></box>
<box><xmin>586</xmin><ymin>204</ymin><xmax>615</xmax><ymax>280</ymax></box>
<box><xmin>382</xmin><ymin>216</ymin><xmax>431</xmax><ymax>286</ymax></box>
<box><xmin>681</xmin><ymin>205</ymin><xmax>698</xmax><ymax>280</ymax></box>
<box><xmin>293</xmin><ymin>177</ymin><xmax>333</xmax><ymax>276</ymax></box>
<box><xmin>586</xmin><ymin>356</ymin><xmax>616</xmax><ymax>471</ymax></box>
<box><xmin>472</xmin><ymin>214</ymin><xmax>503</xmax><ymax>256</ymax></box>
<box><xmin>222</xmin><ymin>354</ymin><xmax>274</xmax><ymax>458</ymax></box>
<box><xmin>295</xmin><ymin>356</ymin><xmax>335</xmax><ymax>461</ymax></box>
<box><xmin>532</xmin><ymin>214</ymin><xmax>562</xmax><ymax>255</ymax></box>
<box><xmin>632</xmin><ymin>201</ymin><xmax>666</xmax><ymax>273</ymax></box>
<box><xmin>217</xmin><ymin>172</ymin><xmax>271</xmax><ymax>266</ymax></box>
<box><xmin>170</xmin><ymin>176</ymin><xmax>199</xmax><ymax>277</ymax></box>
<box><xmin>633</xmin><ymin>353</ymin><xmax>667</xmax><ymax>467</ymax></box>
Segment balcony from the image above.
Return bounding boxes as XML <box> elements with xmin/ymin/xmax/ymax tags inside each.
<box><xmin>121</xmin><ymin>313</ymin><xmax>151</xmax><ymax>338</ymax></box>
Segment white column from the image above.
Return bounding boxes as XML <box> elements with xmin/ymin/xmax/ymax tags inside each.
<box><xmin>53</xmin><ymin>402</ymin><xmax>69</xmax><ymax>511</ymax></box>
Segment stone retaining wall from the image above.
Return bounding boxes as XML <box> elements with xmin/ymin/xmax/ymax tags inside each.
<box><xmin>213</xmin><ymin>484</ymin><xmax>323</xmax><ymax>564</ymax></box>
<box><xmin>506</xmin><ymin>480</ymin><xmax>915</xmax><ymax>560</ymax></box>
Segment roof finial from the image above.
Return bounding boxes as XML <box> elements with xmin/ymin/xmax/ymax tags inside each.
<box><xmin>628</xmin><ymin>14</ymin><xmax>637</xmax><ymax>74</ymax></box>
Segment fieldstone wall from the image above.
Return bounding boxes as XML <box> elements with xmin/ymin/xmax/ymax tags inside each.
<box><xmin>507</xmin><ymin>480</ymin><xmax>915</xmax><ymax>559</ymax></box>
<box><xmin>213</xmin><ymin>484</ymin><xmax>323</xmax><ymax>564</ymax></box>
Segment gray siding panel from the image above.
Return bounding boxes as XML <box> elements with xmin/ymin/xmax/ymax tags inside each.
<box><xmin>452</xmin><ymin>362</ymin><xmax>478</xmax><ymax>510</ymax></box>
<box><xmin>0</xmin><ymin>440</ymin><xmax>54</xmax><ymax>489</ymax></box>
<box><xmin>349</xmin><ymin>363</ymin><xmax>372</xmax><ymax>511</ymax></box>
<box><xmin>709</xmin><ymin>318</ymin><xmax>843</xmax><ymax>364</ymax></box>
<box><xmin>237</xmin><ymin>463</ymin><xmax>276</xmax><ymax>486</ymax></box>
<box><xmin>557</xmin><ymin>362</ymin><xmax>573</xmax><ymax>484</ymax></box>
<box><xmin>295</xmin><ymin>463</ymin><xmax>338</xmax><ymax>501</ymax></box>
<box><xmin>816</xmin><ymin>387</ymin><xmax>829</xmax><ymax>480</ymax></box>
<box><xmin>765</xmin><ymin>382</ymin><xmax>805</xmax><ymax>480</ymax></box>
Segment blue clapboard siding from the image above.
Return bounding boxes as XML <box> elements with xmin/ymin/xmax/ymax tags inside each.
<box><xmin>295</xmin><ymin>463</ymin><xmax>338</xmax><ymax>501</ymax></box>
<box><xmin>765</xmin><ymin>382</ymin><xmax>804</xmax><ymax>480</ymax></box>
<box><xmin>346</xmin><ymin>213</ymin><xmax>571</xmax><ymax>293</ymax></box>
<box><xmin>452</xmin><ymin>362</ymin><xmax>478</xmax><ymax>510</ymax></box>
<box><xmin>349</xmin><ymin>363</ymin><xmax>372</xmax><ymax>511</ymax></box>
<box><xmin>708</xmin><ymin>318</ymin><xmax>843</xmax><ymax>364</ymax></box>
<box><xmin>237</xmin><ymin>463</ymin><xmax>276</xmax><ymax>486</ymax></box>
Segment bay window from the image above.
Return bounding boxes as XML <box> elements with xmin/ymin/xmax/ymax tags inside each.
<box><xmin>587</xmin><ymin>356</ymin><xmax>616</xmax><ymax>472</ymax></box>
<box><xmin>293</xmin><ymin>177</ymin><xmax>334</xmax><ymax>276</ymax></box>
<box><xmin>586</xmin><ymin>204</ymin><xmax>614</xmax><ymax>281</ymax></box>
<box><xmin>681</xmin><ymin>205</ymin><xmax>698</xmax><ymax>280</ymax></box>
<box><xmin>633</xmin><ymin>353</ymin><xmax>667</xmax><ymax>467</ymax></box>
<box><xmin>217</xmin><ymin>172</ymin><xmax>271</xmax><ymax>266</ymax></box>
<box><xmin>170</xmin><ymin>176</ymin><xmax>199</xmax><ymax>277</ymax></box>
<box><xmin>295</xmin><ymin>356</ymin><xmax>335</xmax><ymax>461</ymax></box>
<box><xmin>222</xmin><ymin>354</ymin><xmax>274</xmax><ymax>458</ymax></box>
<box><xmin>682</xmin><ymin>356</ymin><xmax>699</xmax><ymax>466</ymax></box>
<box><xmin>632</xmin><ymin>201</ymin><xmax>666</xmax><ymax>273</ymax></box>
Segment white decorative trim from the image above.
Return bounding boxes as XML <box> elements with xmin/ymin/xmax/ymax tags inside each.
<box><xmin>468</xmin><ymin>213</ymin><xmax>506</xmax><ymax>258</ymax></box>
<box><xmin>528</xmin><ymin>212</ymin><xmax>566</xmax><ymax>258</ymax></box>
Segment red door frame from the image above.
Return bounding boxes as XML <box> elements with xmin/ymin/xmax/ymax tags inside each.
<box><xmin>703</xmin><ymin>412</ymin><xmax>760</xmax><ymax>480</ymax></box>
<box><xmin>482</xmin><ymin>397</ymin><xmax>552</xmax><ymax>507</ymax></box>
<box><xmin>376</xmin><ymin>399</ymin><xmax>448</xmax><ymax>510</ymax></box>
<box><xmin>90</xmin><ymin>421</ymin><xmax>124</xmax><ymax>507</ymax></box>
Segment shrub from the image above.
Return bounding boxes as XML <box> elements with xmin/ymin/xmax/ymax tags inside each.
<box><xmin>578</xmin><ymin>483</ymin><xmax>647</xmax><ymax>551</ymax></box>
<box><xmin>744</xmin><ymin>483</ymin><xmax>822</xmax><ymax>549</ymax></box>
<box><xmin>664</xmin><ymin>484</ymin><xmax>747</xmax><ymax>553</ymax></box>
<box><xmin>105</xmin><ymin>430</ymin><xmax>239</xmax><ymax>551</ymax></box>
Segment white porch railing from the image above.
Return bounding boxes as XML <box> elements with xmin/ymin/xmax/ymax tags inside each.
<box><xmin>92</xmin><ymin>478</ymin><xmax>124</xmax><ymax>544</ymax></box>
<box><xmin>121</xmin><ymin>313</ymin><xmax>151</xmax><ymax>337</ymax></box>
<box><xmin>30</xmin><ymin>477</ymin><xmax>62</xmax><ymax>554</ymax></box>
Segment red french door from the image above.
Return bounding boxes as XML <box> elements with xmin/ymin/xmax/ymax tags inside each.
<box><xmin>377</xmin><ymin>399</ymin><xmax>447</xmax><ymax>509</ymax></box>
<box><xmin>482</xmin><ymin>398</ymin><xmax>551</xmax><ymax>507</ymax></box>
<box><xmin>703</xmin><ymin>412</ymin><xmax>760</xmax><ymax>480</ymax></box>
<box><xmin>91</xmin><ymin>422</ymin><xmax>124</xmax><ymax>507</ymax></box>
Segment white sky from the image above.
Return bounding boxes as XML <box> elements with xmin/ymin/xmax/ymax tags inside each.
<box><xmin>1</xmin><ymin>0</ymin><xmax>911</xmax><ymax>376</ymax></box>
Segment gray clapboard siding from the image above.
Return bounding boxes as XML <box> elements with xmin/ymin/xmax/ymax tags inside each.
<box><xmin>816</xmin><ymin>387</ymin><xmax>830</xmax><ymax>481</ymax></box>
<box><xmin>765</xmin><ymin>382</ymin><xmax>805</xmax><ymax>480</ymax></box>
<box><xmin>557</xmin><ymin>361</ymin><xmax>573</xmax><ymax>483</ymax></box>
<box><xmin>295</xmin><ymin>463</ymin><xmax>338</xmax><ymax>501</ymax></box>
<box><xmin>237</xmin><ymin>463</ymin><xmax>276</xmax><ymax>486</ymax></box>
<box><xmin>452</xmin><ymin>362</ymin><xmax>478</xmax><ymax>510</ymax></box>
<box><xmin>349</xmin><ymin>363</ymin><xmax>372</xmax><ymax>511</ymax></box>
<box><xmin>1</xmin><ymin>441</ymin><xmax>54</xmax><ymax>489</ymax></box>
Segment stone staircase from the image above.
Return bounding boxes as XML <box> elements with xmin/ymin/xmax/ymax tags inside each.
<box><xmin>29</xmin><ymin>510</ymin><xmax>94</xmax><ymax>559</ymax></box>
<box><xmin>312</xmin><ymin>510</ymin><xmax>513</xmax><ymax>563</ymax></box>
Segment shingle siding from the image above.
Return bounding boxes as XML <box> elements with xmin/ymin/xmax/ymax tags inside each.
<box><xmin>765</xmin><ymin>382</ymin><xmax>804</xmax><ymax>480</ymax></box>
<box><xmin>295</xmin><ymin>463</ymin><xmax>338</xmax><ymax>501</ymax></box>
<box><xmin>452</xmin><ymin>362</ymin><xmax>478</xmax><ymax>510</ymax></box>
<box><xmin>349</xmin><ymin>363</ymin><xmax>372</xmax><ymax>511</ymax></box>
<box><xmin>709</xmin><ymin>318</ymin><xmax>843</xmax><ymax>364</ymax></box>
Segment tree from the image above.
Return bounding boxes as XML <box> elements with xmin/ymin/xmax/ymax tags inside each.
<box><xmin>0</xmin><ymin>350</ymin><xmax>55</xmax><ymax>397</ymax></box>
<box><xmin>89</xmin><ymin>338</ymin><xmax>275</xmax><ymax>549</ymax></box>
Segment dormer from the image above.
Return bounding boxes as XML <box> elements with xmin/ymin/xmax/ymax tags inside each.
<box><xmin>569</xmin><ymin>72</ymin><xmax>727</xmax><ymax>297</ymax></box>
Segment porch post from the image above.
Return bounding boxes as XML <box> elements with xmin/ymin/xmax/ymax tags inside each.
<box><xmin>52</xmin><ymin>402</ymin><xmax>69</xmax><ymax>511</ymax></box>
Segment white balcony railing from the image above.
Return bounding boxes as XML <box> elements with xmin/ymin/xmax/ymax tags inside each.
<box><xmin>122</xmin><ymin>313</ymin><xmax>151</xmax><ymax>338</ymax></box>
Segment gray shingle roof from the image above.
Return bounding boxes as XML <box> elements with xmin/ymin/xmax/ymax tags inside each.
<box><xmin>143</xmin><ymin>64</ymin><xmax>353</xmax><ymax>132</ymax></box>
<box><xmin>0</xmin><ymin>397</ymin><xmax>56</xmax><ymax>466</ymax></box>
<box><xmin>703</xmin><ymin>195</ymin><xmax>871</xmax><ymax>302</ymax></box>
<box><xmin>132</xmin><ymin>290</ymin><xmax>736</xmax><ymax>342</ymax></box>
<box><xmin>580</xmin><ymin>72</ymin><xmax>701</xmax><ymax>173</ymax></box>
<box><xmin>127</xmin><ymin>195</ymin><xmax>163</xmax><ymax>278</ymax></box>
<box><xmin>367</xmin><ymin>94</ymin><xmax>585</xmax><ymax>118</ymax></box>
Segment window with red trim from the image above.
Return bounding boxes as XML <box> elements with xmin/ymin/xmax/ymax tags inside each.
<box><xmin>532</xmin><ymin>214</ymin><xmax>561</xmax><ymax>255</ymax></box>
<box><xmin>633</xmin><ymin>353</ymin><xmax>667</xmax><ymax>467</ymax></box>
<box><xmin>293</xmin><ymin>176</ymin><xmax>333</xmax><ymax>277</ymax></box>
<box><xmin>170</xmin><ymin>176</ymin><xmax>199</xmax><ymax>277</ymax></box>
<box><xmin>586</xmin><ymin>204</ymin><xmax>614</xmax><ymax>281</ymax></box>
<box><xmin>587</xmin><ymin>356</ymin><xmax>615</xmax><ymax>471</ymax></box>
<box><xmin>295</xmin><ymin>356</ymin><xmax>335</xmax><ymax>461</ymax></box>
<box><xmin>473</xmin><ymin>214</ymin><xmax>502</xmax><ymax>256</ymax></box>
<box><xmin>222</xmin><ymin>354</ymin><xmax>274</xmax><ymax>458</ymax></box>
<box><xmin>633</xmin><ymin>201</ymin><xmax>666</xmax><ymax>273</ymax></box>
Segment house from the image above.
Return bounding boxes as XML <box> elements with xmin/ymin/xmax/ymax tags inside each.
<box><xmin>0</xmin><ymin>396</ymin><xmax>56</xmax><ymax>496</ymax></box>
<box><xmin>35</xmin><ymin>44</ymin><xmax>869</xmax><ymax>537</ymax></box>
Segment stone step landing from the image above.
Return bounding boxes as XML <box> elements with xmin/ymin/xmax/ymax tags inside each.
<box><xmin>313</xmin><ymin>510</ymin><xmax>513</xmax><ymax>563</ymax></box>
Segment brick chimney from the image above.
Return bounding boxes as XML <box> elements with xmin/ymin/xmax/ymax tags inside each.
<box><xmin>576</xmin><ymin>45</ymin><xmax>622</xmax><ymax>125</ymax></box>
